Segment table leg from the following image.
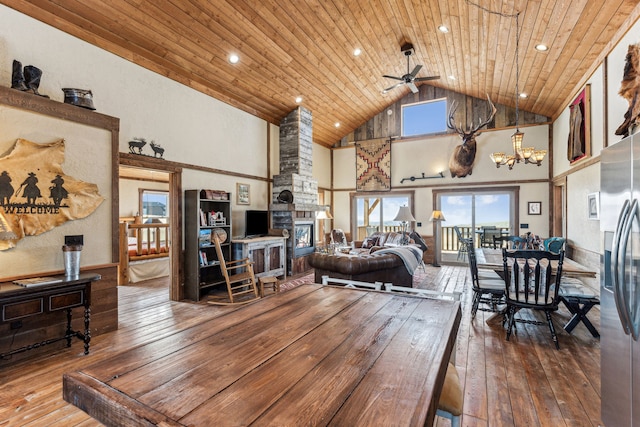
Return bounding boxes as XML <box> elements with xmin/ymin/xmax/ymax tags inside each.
<box><xmin>83</xmin><ymin>305</ymin><xmax>91</xmax><ymax>354</ymax></box>
<box><xmin>66</xmin><ymin>308</ymin><xmax>73</xmax><ymax>347</ymax></box>
<box><xmin>561</xmin><ymin>297</ymin><xmax>600</xmax><ymax>338</ymax></box>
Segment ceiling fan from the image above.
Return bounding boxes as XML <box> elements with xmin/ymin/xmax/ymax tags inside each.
<box><xmin>382</xmin><ymin>43</ymin><xmax>440</xmax><ymax>94</ymax></box>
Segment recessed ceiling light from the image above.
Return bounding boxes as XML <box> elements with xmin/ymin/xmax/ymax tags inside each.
<box><xmin>353</xmin><ymin>48</ymin><xmax>362</xmax><ymax>56</ymax></box>
<box><xmin>520</xmin><ymin>93</ymin><xmax>528</xmax><ymax>98</ymax></box>
<box><xmin>535</xmin><ymin>44</ymin><xmax>548</xmax><ymax>52</ymax></box>
<box><xmin>295</xmin><ymin>96</ymin><xmax>303</xmax><ymax>103</ymax></box>
<box><xmin>438</xmin><ymin>25</ymin><xmax>449</xmax><ymax>33</ymax></box>
<box><xmin>335</xmin><ymin>122</ymin><xmax>340</xmax><ymax>128</ymax></box>
<box><xmin>228</xmin><ymin>53</ymin><xmax>239</xmax><ymax>64</ymax></box>
<box><xmin>448</xmin><ymin>75</ymin><xmax>456</xmax><ymax>80</ymax></box>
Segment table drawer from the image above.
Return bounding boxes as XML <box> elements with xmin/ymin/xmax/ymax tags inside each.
<box><xmin>50</xmin><ymin>290</ymin><xmax>84</xmax><ymax>311</ymax></box>
<box><xmin>3</xmin><ymin>299</ymin><xmax>44</xmax><ymax>321</ymax></box>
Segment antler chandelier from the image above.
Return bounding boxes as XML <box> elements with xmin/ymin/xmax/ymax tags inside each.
<box><xmin>486</xmin><ymin>10</ymin><xmax>547</xmax><ymax>169</ymax></box>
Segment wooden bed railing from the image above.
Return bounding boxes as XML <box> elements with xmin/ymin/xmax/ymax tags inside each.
<box><xmin>118</xmin><ymin>222</ymin><xmax>170</xmax><ymax>285</ymax></box>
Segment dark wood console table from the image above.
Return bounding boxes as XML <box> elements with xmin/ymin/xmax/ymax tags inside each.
<box><xmin>0</xmin><ymin>273</ymin><xmax>100</xmax><ymax>358</ymax></box>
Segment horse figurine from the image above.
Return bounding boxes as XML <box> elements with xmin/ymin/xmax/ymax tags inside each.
<box><xmin>150</xmin><ymin>142</ymin><xmax>165</xmax><ymax>158</ymax></box>
<box><xmin>128</xmin><ymin>137</ymin><xmax>147</xmax><ymax>154</ymax></box>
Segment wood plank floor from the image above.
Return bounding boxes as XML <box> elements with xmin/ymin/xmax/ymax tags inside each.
<box><xmin>0</xmin><ymin>266</ymin><xmax>602</xmax><ymax>426</ymax></box>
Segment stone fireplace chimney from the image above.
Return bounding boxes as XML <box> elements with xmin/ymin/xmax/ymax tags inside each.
<box><xmin>270</xmin><ymin>106</ymin><xmax>321</xmax><ymax>275</ymax></box>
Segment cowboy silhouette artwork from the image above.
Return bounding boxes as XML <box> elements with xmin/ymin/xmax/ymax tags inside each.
<box><xmin>19</xmin><ymin>172</ymin><xmax>41</xmax><ymax>205</ymax></box>
<box><xmin>0</xmin><ymin>171</ymin><xmax>70</xmax><ymax>214</ymax></box>
<box><xmin>49</xmin><ymin>174</ymin><xmax>69</xmax><ymax>207</ymax></box>
<box><xmin>0</xmin><ymin>171</ymin><xmax>13</xmax><ymax>205</ymax></box>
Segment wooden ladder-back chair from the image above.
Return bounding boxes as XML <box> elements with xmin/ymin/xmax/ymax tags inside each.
<box><xmin>453</xmin><ymin>225</ymin><xmax>472</xmax><ymax>261</ymax></box>
<box><xmin>493</xmin><ymin>235</ymin><xmax>527</xmax><ymax>249</ymax></box>
<box><xmin>502</xmin><ymin>248</ymin><xmax>565</xmax><ymax>349</ymax></box>
<box><xmin>467</xmin><ymin>240</ymin><xmax>505</xmax><ymax>319</ymax></box>
<box><xmin>208</xmin><ymin>233</ymin><xmax>259</xmax><ymax>305</ymax></box>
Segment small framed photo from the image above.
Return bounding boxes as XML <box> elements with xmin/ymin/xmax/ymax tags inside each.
<box><xmin>528</xmin><ymin>201</ymin><xmax>541</xmax><ymax>215</ymax></box>
<box><xmin>588</xmin><ymin>192</ymin><xmax>600</xmax><ymax>220</ymax></box>
<box><xmin>236</xmin><ymin>183</ymin><xmax>250</xmax><ymax>205</ymax></box>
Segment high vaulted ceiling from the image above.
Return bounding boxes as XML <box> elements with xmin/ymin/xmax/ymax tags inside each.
<box><xmin>3</xmin><ymin>1</ymin><xmax>639</xmax><ymax>148</ymax></box>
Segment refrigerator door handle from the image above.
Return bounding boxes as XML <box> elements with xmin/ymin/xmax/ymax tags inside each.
<box><xmin>615</xmin><ymin>199</ymin><xmax>638</xmax><ymax>340</ymax></box>
<box><xmin>613</xmin><ymin>199</ymin><xmax>632</xmax><ymax>335</ymax></box>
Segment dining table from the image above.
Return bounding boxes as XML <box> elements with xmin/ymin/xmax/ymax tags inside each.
<box><xmin>63</xmin><ymin>283</ymin><xmax>461</xmax><ymax>427</ymax></box>
<box><xmin>476</xmin><ymin>248</ymin><xmax>597</xmax><ymax>278</ymax></box>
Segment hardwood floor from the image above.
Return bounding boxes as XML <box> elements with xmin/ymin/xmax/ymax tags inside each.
<box><xmin>0</xmin><ymin>267</ymin><xmax>602</xmax><ymax>426</ymax></box>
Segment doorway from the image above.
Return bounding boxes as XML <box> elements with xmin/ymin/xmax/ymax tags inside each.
<box><xmin>435</xmin><ymin>187</ymin><xmax>519</xmax><ymax>264</ymax></box>
<box><xmin>119</xmin><ymin>157</ymin><xmax>182</xmax><ymax>301</ymax></box>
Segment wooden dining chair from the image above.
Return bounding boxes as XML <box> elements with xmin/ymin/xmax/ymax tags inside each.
<box><xmin>454</xmin><ymin>225</ymin><xmax>472</xmax><ymax>261</ymax></box>
<box><xmin>208</xmin><ymin>233</ymin><xmax>259</xmax><ymax>305</ymax></box>
<box><xmin>467</xmin><ymin>241</ymin><xmax>506</xmax><ymax>319</ymax></box>
<box><xmin>493</xmin><ymin>235</ymin><xmax>527</xmax><ymax>249</ymax></box>
<box><xmin>502</xmin><ymin>249</ymin><xmax>565</xmax><ymax>349</ymax></box>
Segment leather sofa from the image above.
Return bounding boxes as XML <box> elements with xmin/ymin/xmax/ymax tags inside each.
<box><xmin>308</xmin><ymin>250</ymin><xmax>413</xmax><ymax>286</ymax></box>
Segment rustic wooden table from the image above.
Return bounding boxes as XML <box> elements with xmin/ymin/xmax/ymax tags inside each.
<box><xmin>63</xmin><ymin>284</ymin><xmax>461</xmax><ymax>427</ymax></box>
<box><xmin>477</xmin><ymin>248</ymin><xmax>597</xmax><ymax>278</ymax></box>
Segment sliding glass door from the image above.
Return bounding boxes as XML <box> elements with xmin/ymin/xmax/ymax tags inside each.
<box><xmin>438</xmin><ymin>189</ymin><xmax>516</xmax><ymax>263</ymax></box>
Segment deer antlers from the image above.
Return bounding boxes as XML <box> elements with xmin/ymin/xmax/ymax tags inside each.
<box><xmin>447</xmin><ymin>95</ymin><xmax>497</xmax><ymax>136</ymax></box>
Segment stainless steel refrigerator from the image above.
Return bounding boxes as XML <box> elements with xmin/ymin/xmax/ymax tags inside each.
<box><xmin>601</xmin><ymin>133</ymin><xmax>640</xmax><ymax>426</ymax></box>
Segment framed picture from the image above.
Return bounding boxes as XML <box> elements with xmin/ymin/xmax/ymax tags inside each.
<box><xmin>528</xmin><ymin>201</ymin><xmax>541</xmax><ymax>215</ymax></box>
<box><xmin>588</xmin><ymin>192</ymin><xmax>600</xmax><ymax>220</ymax></box>
<box><xmin>568</xmin><ymin>84</ymin><xmax>591</xmax><ymax>164</ymax></box>
<box><xmin>236</xmin><ymin>183</ymin><xmax>250</xmax><ymax>205</ymax></box>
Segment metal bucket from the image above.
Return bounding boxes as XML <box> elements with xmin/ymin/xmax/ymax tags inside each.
<box><xmin>62</xmin><ymin>244</ymin><xmax>82</xmax><ymax>278</ymax></box>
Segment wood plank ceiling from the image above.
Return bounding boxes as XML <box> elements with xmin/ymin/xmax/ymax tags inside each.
<box><xmin>3</xmin><ymin>0</ymin><xmax>639</xmax><ymax>148</ymax></box>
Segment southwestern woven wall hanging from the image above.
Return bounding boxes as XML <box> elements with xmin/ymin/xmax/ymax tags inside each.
<box><xmin>356</xmin><ymin>138</ymin><xmax>391</xmax><ymax>192</ymax></box>
<box><xmin>0</xmin><ymin>138</ymin><xmax>104</xmax><ymax>250</ymax></box>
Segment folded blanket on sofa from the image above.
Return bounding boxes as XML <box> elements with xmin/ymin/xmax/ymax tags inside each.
<box><xmin>375</xmin><ymin>246</ymin><xmax>422</xmax><ymax>275</ymax></box>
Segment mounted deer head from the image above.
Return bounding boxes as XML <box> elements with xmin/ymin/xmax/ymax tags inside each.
<box><xmin>447</xmin><ymin>95</ymin><xmax>497</xmax><ymax>178</ymax></box>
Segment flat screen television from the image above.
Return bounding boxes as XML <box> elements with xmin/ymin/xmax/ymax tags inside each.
<box><xmin>245</xmin><ymin>210</ymin><xmax>269</xmax><ymax>237</ymax></box>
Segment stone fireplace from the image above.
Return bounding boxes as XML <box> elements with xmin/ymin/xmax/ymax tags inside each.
<box><xmin>270</xmin><ymin>106</ymin><xmax>322</xmax><ymax>275</ymax></box>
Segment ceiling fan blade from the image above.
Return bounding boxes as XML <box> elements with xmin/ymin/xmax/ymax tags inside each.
<box><xmin>407</xmin><ymin>82</ymin><xmax>419</xmax><ymax>93</ymax></box>
<box><xmin>414</xmin><ymin>75</ymin><xmax>440</xmax><ymax>82</ymax></box>
<box><xmin>410</xmin><ymin>64</ymin><xmax>422</xmax><ymax>77</ymax></box>
<box><xmin>383</xmin><ymin>74</ymin><xmax>404</xmax><ymax>81</ymax></box>
<box><xmin>383</xmin><ymin>82</ymin><xmax>406</xmax><ymax>93</ymax></box>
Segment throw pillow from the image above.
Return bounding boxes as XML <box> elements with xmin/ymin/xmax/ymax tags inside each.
<box><xmin>362</xmin><ymin>235</ymin><xmax>379</xmax><ymax>249</ymax></box>
<box><xmin>409</xmin><ymin>231</ymin><xmax>428</xmax><ymax>251</ymax></box>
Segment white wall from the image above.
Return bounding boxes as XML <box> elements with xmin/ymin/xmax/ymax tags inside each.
<box><xmin>551</xmin><ymin>15</ymin><xmax>640</xmax><ymax>254</ymax></box>
<box><xmin>332</xmin><ymin>125</ymin><xmax>550</xmax><ymax>237</ymax></box>
<box><xmin>0</xmin><ymin>6</ymin><xmax>336</xmax><ymax>276</ymax></box>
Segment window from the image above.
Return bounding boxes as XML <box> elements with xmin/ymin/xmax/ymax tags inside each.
<box><xmin>140</xmin><ymin>190</ymin><xmax>169</xmax><ymax>222</ymax></box>
<box><xmin>401</xmin><ymin>98</ymin><xmax>447</xmax><ymax>137</ymax></box>
<box><xmin>352</xmin><ymin>193</ymin><xmax>412</xmax><ymax>240</ymax></box>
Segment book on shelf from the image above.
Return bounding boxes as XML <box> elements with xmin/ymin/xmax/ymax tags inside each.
<box><xmin>199</xmin><ymin>250</ymin><xmax>208</xmax><ymax>266</ymax></box>
<box><xmin>199</xmin><ymin>229</ymin><xmax>212</xmax><ymax>247</ymax></box>
<box><xmin>199</xmin><ymin>209</ymin><xmax>207</xmax><ymax>226</ymax></box>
